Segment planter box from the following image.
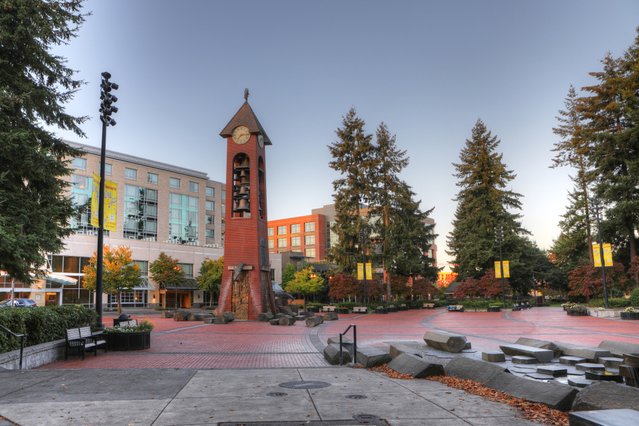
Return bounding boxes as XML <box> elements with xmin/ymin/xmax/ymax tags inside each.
<box><xmin>567</xmin><ymin>311</ymin><xmax>588</xmax><ymax>316</ymax></box>
<box><xmin>487</xmin><ymin>306</ymin><xmax>501</xmax><ymax>312</ymax></box>
<box><xmin>621</xmin><ymin>312</ymin><xmax>639</xmax><ymax>320</ymax></box>
<box><xmin>588</xmin><ymin>308</ymin><xmax>620</xmax><ymax>318</ymax></box>
<box><xmin>106</xmin><ymin>332</ymin><xmax>151</xmax><ymax>351</ymax></box>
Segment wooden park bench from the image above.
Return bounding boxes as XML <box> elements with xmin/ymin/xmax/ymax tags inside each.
<box><xmin>115</xmin><ymin>319</ymin><xmax>138</xmax><ymax>328</ymax></box>
<box><xmin>353</xmin><ymin>306</ymin><xmax>368</xmax><ymax>313</ymax></box>
<box><xmin>423</xmin><ymin>303</ymin><xmax>435</xmax><ymax>309</ymax></box>
<box><xmin>79</xmin><ymin>326</ymin><xmax>107</xmax><ymax>354</ymax></box>
<box><xmin>447</xmin><ymin>304</ymin><xmax>464</xmax><ymax>312</ymax></box>
<box><xmin>322</xmin><ymin>306</ymin><xmax>336</xmax><ymax>313</ymax></box>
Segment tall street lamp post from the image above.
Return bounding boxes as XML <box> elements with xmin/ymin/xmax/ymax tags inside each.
<box><xmin>96</xmin><ymin>71</ymin><xmax>118</xmax><ymax>328</ymax></box>
<box><xmin>495</xmin><ymin>225</ymin><xmax>506</xmax><ymax>308</ymax></box>
<box><xmin>591</xmin><ymin>199</ymin><xmax>609</xmax><ymax>309</ymax></box>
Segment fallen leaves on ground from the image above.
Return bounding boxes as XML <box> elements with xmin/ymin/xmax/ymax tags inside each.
<box><xmin>369</xmin><ymin>364</ymin><xmax>568</xmax><ymax>426</ymax></box>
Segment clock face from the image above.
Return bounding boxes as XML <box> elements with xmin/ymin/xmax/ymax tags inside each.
<box><xmin>232</xmin><ymin>126</ymin><xmax>250</xmax><ymax>144</ymax></box>
<box><xmin>258</xmin><ymin>134</ymin><xmax>264</xmax><ymax>148</ymax></box>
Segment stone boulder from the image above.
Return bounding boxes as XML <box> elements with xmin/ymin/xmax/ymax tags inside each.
<box><xmin>572</xmin><ymin>381</ymin><xmax>639</xmax><ymax>411</ymax></box>
<box><xmin>257</xmin><ymin>312</ymin><xmax>274</xmax><ymax>322</ymax></box>
<box><xmin>323</xmin><ymin>343</ymin><xmax>351</xmax><ymax>365</ymax></box>
<box><xmin>423</xmin><ymin>330</ymin><xmax>468</xmax><ymax>353</ymax></box>
<box><xmin>305</xmin><ymin>315</ymin><xmax>323</xmax><ymax>328</ymax></box>
<box><xmin>213</xmin><ymin>312</ymin><xmax>234</xmax><ymax>324</ymax></box>
<box><xmin>278</xmin><ymin>315</ymin><xmax>295</xmax><ymax>326</ymax></box>
<box><xmin>173</xmin><ymin>309</ymin><xmax>190</xmax><ymax>321</ymax></box>
<box><xmin>269</xmin><ymin>318</ymin><xmax>280</xmax><ymax>326</ymax></box>
<box><xmin>324</xmin><ymin>311</ymin><xmax>339</xmax><ymax>321</ymax></box>
<box><xmin>598</xmin><ymin>340</ymin><xmax>639</xmax><ymax>358</ymax></box>
<box><xmin>355</xmin><ymin>346</ymin><xmax>391</xmax><ymax>368</ymax></box>
<box><xmin>387</xmin><ymin>353</ymin><xmax>445</xmax><ymax>378</ymax></box>
<box><xmin>515</xmin><ymin>337</ymin><xmax>561</xmax><ymax>357</ymax></box>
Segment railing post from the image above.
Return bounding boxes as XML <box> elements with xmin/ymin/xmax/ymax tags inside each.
<box><xmin>339</xmin><ymin>334</ymin><xmax>343</xmax><ymax>365</ymax></box>
<box><xmin>19</xmin><ymin>334</ymin><xmax>25</xmax><ymax>370</ymax></box>
<box><xmin>352</xmin><ymin>325</ymin><xmax>357</xmax><ymax>365</ymax></box>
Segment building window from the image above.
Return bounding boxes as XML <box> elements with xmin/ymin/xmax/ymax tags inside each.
<box><xmin>72</xmin><ymin>157</ymin><xmax>87</xmax><ymax>170</ymax></box>
<box><xmin>169</xmin><ymin>177</ymin><xmax>180</xmax><ymax>189</ymax></box>
<box><xmin>123</xmin><ymin>185</ymin><xmax>158</xmax><ymax>241</ymax></box>
<box><xmin>268</xmin><ymin>227</ymin><xmax>274</xmax><ymax>236</ymax></box>
<box><xmin>125</xmin><ymin>168</ymin><xmax>137</xmax><ymax>180</ymax></box>
<box><xmin>305</xmin><ymin>248</ymin><xmax>316</xmax><ymax>258</ymax></box>
<box><xmin>268</xmin><ymin>239</ymin><xmax>274</xmax><ymax>249</ymax></box>
<box><xmin>206</xmin><ymin>186</ymin><xmax>215</xmax><ymax>197</ymax></box>
<box><xmin>69</xmin><ymin>175</ymin><xmax>102</xmax><ymax>235</ymax></box>
<box><xmin>133</xmin><ymin>260</ymin><xmax>149</xmax><ymax>275</ymax></box>
<box><xmin>189</xmin><ymin>181</ymin><xmax>199</xmax><ymax>193</ymax></box>
<box><xmin>290</xmin><ymin>224</ymin><xmax>300</xmax><ymax>234</ymax></box>
<box><xmin>105</xmin><ymin>163</ymin><xmax>112</xmax><ymax>176</ymax></box>
<box><xmin>305</xmin><ymin>235</ymin><xmax>315</xmax><ymax>246</ymax></box>
<box><xmin>169</xmin><ymin>193</ymin><xmax>199</xmax><ymax>243</ymax></box>
<box><xmin>206</xmin><ymin>201</ymin><xmax>214</xmax><ymax>211</ymax></box>
<box><xmin>277</xmin><ymin>225</ymin><xmax>287</xmax><ymax>235</ymax></box>
<box><xmin>278</xmin><ymin>238</ymin><xmax>287</xmax><ymax>248</ymax></box>
<box><xmin>147</xmin><ymin>173</ymin><xmax>158</xmax><ymax>184</ymax></box>
<box><xmin>221</xmin><ymin>190</ymin><xmax>226</xmax><ymax>200</ymax></box>
<box><xmin>291</xmin><ymin>236</ymin><xmax>301</xmax><ymax>247</ymax></box>
<box><xmin>205</xmin><ymin>229</ymin><xmax>214</xmax><ymax>238</ymax></box>
<box><xmin>72</xmin><ymin>174</ymin><xmax>90</xmax><ymax>190</ymax></box>
<box><xmin>206</xmin><ymin>214</ymin><xmax>214</xmax><ymax>224</ymax></box>
<box><xmin>304</xmin><ymin>222</ymin><xmax>315</xmax><ymax>232</ymax></box>
<box><xmin>177</xmin><ymin>263</ymin><xmax>193</xmax><ymax>278</ymax></box>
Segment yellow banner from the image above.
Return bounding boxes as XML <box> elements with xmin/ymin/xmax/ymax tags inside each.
<box><xmin>357</xmin><ymin>262</ymin><xmax>373</xmax><ymax>280</ymax></box>
<box><xmin>91</xmin><ymin>174</ymin><xmax>118</xmax><ymax>231</ymax></box>
<box><xmin>593</xmin><ymin>243</ymin><xmax>613</xmax><ymax>267</ymax></box>
<box><xmin>494</xmin><ymin>260</ymin><xmax>510</xmax><ymax>278</ymax></box>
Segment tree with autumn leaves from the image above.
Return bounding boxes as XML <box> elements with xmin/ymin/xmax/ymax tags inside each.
<box><xmin>283</xmin><ymin>266</ymin><xmax>325</xmax><ymax>309</ymax></box>
<box><xmin>83</xmin><ymin>245</ymin><xmax>141</xmax><ymax>314</ymax></box>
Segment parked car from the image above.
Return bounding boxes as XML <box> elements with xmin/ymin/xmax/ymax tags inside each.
<box><xmin>0</xmin><ymin>298</ymin><xmax>37</xmax><ymax>308</ymax></box>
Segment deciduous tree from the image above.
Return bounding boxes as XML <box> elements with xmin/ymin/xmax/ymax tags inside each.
<box><xmin>283</xmin><ymin>266</ymin><xmax>325</xmax><ymax>309</ymax></box>
<box><xmin>83</xmin><ymin>245</ymin><xmax>141</xmax><ymax>314</ymax></box>
<box><xmin>197</xmin><ymin>257</ymin><xmax>223</xmax><ymax>306</ymax></box>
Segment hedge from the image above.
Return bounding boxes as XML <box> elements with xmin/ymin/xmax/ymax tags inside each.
<box><xmin>0</xmin><ymin>305</ymin><xmax>97</xmax><ymax>354</ymax></box>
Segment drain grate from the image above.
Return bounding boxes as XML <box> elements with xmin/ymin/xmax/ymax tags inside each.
<box><xmin>266</xmin><ymin>392</ymin><xmax>288</xmax><ymax>397</ymax></box>
<box><xmin>278</xmin><ymin>380</ymin><xmax>331</xmax><ymax>389</ymax></box>
<box><xmin>345</xmin><ymin>394</ymin><xmax>367</xmax><ymax>400</ymax></box>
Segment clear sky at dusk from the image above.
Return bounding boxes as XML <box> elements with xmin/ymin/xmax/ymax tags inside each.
<box><xmin>53</xmin><ymin>0</ymin><xmax>639</xmax><ymax>267</ymax></box>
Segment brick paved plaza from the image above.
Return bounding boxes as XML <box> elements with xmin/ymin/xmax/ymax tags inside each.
<box><xmin>40</xmin><ymin>307</ymin><xmax>639</xmax><ymax>370</ymax></box>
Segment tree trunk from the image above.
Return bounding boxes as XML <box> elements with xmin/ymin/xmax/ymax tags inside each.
<box><xmin>117</xmin><ymin>291</ymin><xmax>122</xmax><ymax>314</ymax></box>
<box><xmin>209</xmin><ymin>289</ymin><xmax>214</xmax><ymax>307</ymax></box>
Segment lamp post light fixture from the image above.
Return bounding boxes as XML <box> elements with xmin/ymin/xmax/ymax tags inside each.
<box><xmin>591</xmin><ymin>199</ymin><xmax>609</xmax><ymax>309</ymax></box>
<box><xmin>96</xmin><ymin>71</ymin><xmax>119</xmax><ymax>328</ymax></box>
<box><xmin>495</xmin><ymin>225</ymin><xmax>506</xmax><ymax>308</ymax></box>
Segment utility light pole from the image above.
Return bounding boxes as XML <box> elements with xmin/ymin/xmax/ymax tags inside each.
<box><xmin>495</xmin><ymin>225</ymin><xmax>506</xmax><ymax>308</ymax></box>
<box><xmin>591</xmin><ymin>199</ymin><xmax>609</xmax><ymax>309</ymax></box>
<box><xmin>96</xmin><ymin>71</ymin><xmax>118</xmax><ymax>328</ymax></box>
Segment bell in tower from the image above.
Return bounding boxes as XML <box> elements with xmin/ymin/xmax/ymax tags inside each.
<box><xmin>216</xmin><ymin>90</ymin><xmax>275</xmax><ymax>320</ymax></box>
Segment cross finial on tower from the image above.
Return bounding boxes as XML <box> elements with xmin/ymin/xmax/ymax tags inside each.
<box><xmin>244</xmin><ymin>88</ymin><xmax>249</xmax><ymax>102</ymax></box>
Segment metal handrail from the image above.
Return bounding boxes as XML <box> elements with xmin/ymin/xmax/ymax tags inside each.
<box><xmin>0</xmin><ymin>324</ymin><xmax>26</xmax><ymax>370</ymax></box>
<box><xmin>339</xmin><ymin>324</ymin><xmax>357</xmax><ymax>366</ymax></box>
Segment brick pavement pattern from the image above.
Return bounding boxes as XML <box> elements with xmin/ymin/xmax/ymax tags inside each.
<box><xmin>41</xmin><ymin>307</ymin><xmax>639</xmax><ymax>370</ymax></box>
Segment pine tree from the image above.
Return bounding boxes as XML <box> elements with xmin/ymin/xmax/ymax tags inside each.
<box><xmin>369</xmin><ymin>123</ymin><xmax>409</xmax><ymax>299</ymax></box>
<box><xmin>328</xmin><ymin>109</ymin><xmax>376</xmax><ymax>273</ymax></box>
<box><xmin>0</xmin><ymin>1</ymin><xmax>86</xmax><ymax>282</ymax></box>
<box><xmin>550</xmin><ymin>183</ymin><xmax>592</xmax><ymax>271</ymax></box>
<box><xmin>385</xmin><ymin>182</ymin><xmax>438</xmax><ymax>282</ymax></box>
<box><xmin>448</xmin><ymin>120</ymin><xmax>526</xmax><ymax>280</ymax></box>
<box><xmin>551</xmin><ymin>86</ymin><xmax>594</xmax><ymax>264</ymax></box>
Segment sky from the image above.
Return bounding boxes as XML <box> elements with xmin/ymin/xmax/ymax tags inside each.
<box><xmin>52</xmin><ymin>0</ymin><xmax>639</xmax><ymax>267</ymax></box>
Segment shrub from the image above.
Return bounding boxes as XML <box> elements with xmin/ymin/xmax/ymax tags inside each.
<box><xmin>586</xmin><ymin>298</ymin><xmax>631</xmax><ymax>308</ymax></box>
<box><xmin>0</xmin><ymin>305</ymin><xmax>97</xmax><ymax>354</ymax></box>
<box><xmin>630</xmin><ymin>287</ymin><xmax>639</xmax><ymax>307</ymax></box>
<box><xmin>104</xmin><ymin>320</ymin><xmax>154</xmax><ymax>334</ymax></box>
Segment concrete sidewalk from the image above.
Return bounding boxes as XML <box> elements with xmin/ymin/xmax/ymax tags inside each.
<box><xmin>0</xmin><ymin>367</ymin><xmax>541</xmax><ymax>425</ymax></box>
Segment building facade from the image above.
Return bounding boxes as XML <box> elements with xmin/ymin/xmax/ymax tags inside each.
<box><xmin>267</xmin><ymin>214</ymin><xmax>328</xmax><ymax>261</ymax></box>
<box><xmin>1</xmin><ymin>141</ymin><xmax>282</xmax><ymax>308</ymax></box>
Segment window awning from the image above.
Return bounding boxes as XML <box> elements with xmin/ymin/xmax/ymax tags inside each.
<box><xmin>45</xmin><ymin>272</ymin><xmax>77</xmax><ymax>286</ymax></box>
<box><xmin>164</xmin><ymin>278</ymin><xmax>198</xmax><ymax>290</ymax></box>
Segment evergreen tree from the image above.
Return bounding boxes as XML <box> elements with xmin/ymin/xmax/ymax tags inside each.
<box><xmin>580</xmin><ymin>48</ymin><xmax>639</xmax><ymax>261</ymax></box>
<box><xmin>386</xmin><ymin>182</ymin><xmax>438</xmax><ymax>282</ymax></box>
<box><xmin>551</xmin><ymin>86</ymin><xmax>594</xmax><ymax>264</ymax></box>
<box><xmin>369</xmin><ymin>123</ymin><xmax>410</xmax><ymax>299</ymax></box>
<box><xmin>0</xmin><ymin>0</ymin><xmax>86</xmax><ymax>282</ymax></box>
<box><xmin>328</xmin><ymin>109</ymin><xmax>376</xmax><ymax>273</ymax></box>
<box><xmin>550</xmin><ymin>183</ymin><xmax>592</xmax><ymax>271</ymax></box>
<box><xmin>448</xmin><ymin>120</ymin><xmax>527</xmax><ymax>280</ymax></box>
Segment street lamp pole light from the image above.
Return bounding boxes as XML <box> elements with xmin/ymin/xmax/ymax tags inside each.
<box><xmin>495</xmin><ymin>225</ymin><xmax>506</xmax><ymax>308</ymax></box>
<box><xmin>591</xmin><ymin>199</ymin><xmax>609</xmax><ymax>309</ymax></box>
<box><xmin>96</xmin><ymin>71</ymin><xmax>118</xmax><ymax>328</ymax></box>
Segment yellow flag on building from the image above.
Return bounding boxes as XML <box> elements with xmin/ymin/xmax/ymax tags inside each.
<box><xmin>90</xmin><ymin>174</ymin><xmax>118</xmax><ymax>231</ymax></box>
<box><xmin>494</xmin><ymin>261</ymin><xmax>510</xmax><ymax>278</ymax></box>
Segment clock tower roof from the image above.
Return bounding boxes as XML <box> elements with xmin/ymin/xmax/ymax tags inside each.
<box><xmin>220</xmin><ymin>101</ymin><xmax>271</xmax><ymax>145</ymax></box>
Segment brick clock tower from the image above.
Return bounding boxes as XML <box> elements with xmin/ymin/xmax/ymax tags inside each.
<box><xmin>217</xmin><ymin>90</ymin><xmax>276</xmax><ymax>320</ymax></box>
